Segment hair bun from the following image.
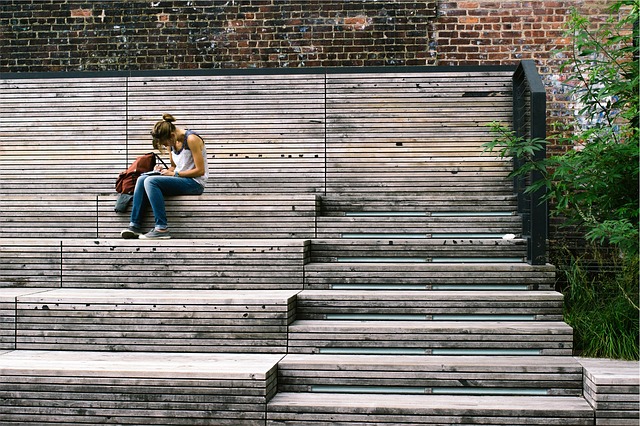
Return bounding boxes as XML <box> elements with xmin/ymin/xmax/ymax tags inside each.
<box><xmin>162</xmin><ymin>113</ymin><xmax>176</xmax><ymax>123</ymax></box>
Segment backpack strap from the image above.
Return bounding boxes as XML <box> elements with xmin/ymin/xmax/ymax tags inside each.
<box><xmin>154</xmin><ymin>152</ymin><xmax>168</xmax><ymax>168</ymax></box>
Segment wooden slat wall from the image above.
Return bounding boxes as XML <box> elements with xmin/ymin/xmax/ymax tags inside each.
<box><xmin>325</xmin><ymin>71</ymin><xmax>514</xmax><ymax>196</ymax></box>
<box><xmin>0</xmin><ymin>69</ymin><xmax>515</xmax><ymax>199</ymax></box>
<box><xmin>0</xmin><ymin>68</ymin><xmax>518</xmax><ymax>239</ymax></box>
<box><xmin>126</xmin><ymin>73</ymin><xmax>327</xmax><ymax>193</ymax></box>
<box><xmin>0</xmin><ymin>77</ymin><xmax>127</xmax><ymax>194</ymax></box>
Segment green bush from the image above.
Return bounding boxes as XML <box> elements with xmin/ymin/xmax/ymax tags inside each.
<box><xmin>559</xmin><ymin>248</ymin><xmax>639</xmax><ymax>360</ymax></box>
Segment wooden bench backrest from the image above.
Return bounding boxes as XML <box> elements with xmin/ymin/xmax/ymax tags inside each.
<box><xmin>0</xmin><ymin>67</ymin><xmax>514</xmax><ymax>198</ymax></box>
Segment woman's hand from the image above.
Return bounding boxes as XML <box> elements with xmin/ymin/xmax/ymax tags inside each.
<box><xmin>158</xmin><ymin>166</ymin><xmax>174</xmax><ymax>176</ymax></box>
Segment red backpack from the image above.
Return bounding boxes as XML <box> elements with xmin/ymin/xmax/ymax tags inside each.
<box><xmin>115</xmin><ymin>153</ymin><xmax>166</xmax><ymax>194</ymax></box>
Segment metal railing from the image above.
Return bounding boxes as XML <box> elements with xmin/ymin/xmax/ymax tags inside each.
<box><xmin>512</xmin><ymin>60</ymin><xmax>548</xmax><ymax>265</ymax></box>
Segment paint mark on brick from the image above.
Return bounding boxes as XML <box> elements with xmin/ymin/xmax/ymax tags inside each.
<box><xmin>70</xmin><ymin>9</ymin><xmax>92</xmax><ymax>18</ymax></box>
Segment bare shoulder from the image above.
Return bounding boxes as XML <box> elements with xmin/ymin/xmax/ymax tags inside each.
<box><xmin>187</xmin><ymin>132</ymin><xmax>205</xmax><ymax>148</ymax></box>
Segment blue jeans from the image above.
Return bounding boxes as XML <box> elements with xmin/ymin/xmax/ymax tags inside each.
<box><xmin>129</xmin><ymin>175</ymin><xmax>204</xmax><ymax>231</ymax></box>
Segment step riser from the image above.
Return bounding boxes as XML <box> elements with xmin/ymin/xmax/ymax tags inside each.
<box><xmin>277</xmin><ymin>355</ymin><xmax>583</xmax><ymax>397</ymax></box>
<box><xmin>297</xmin><ymin>290</ymin><xmax>563</xmax><ymax>321</ymax></box>
<box><xmin>288</xmin><ymin>320</ymin><xmax>573</xmax><ymax>357</ymax></box>
<box><xmin>0</xmin><ymin>239</ymin><xmax>309</xmax><ymax>289</ymax></box>
<box><xmin>2</xmin><ymin>289</ymin><xmax>297</xmax><ymax>353</ymax></box>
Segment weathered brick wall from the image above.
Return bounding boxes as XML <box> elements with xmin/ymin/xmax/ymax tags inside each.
<box><xmin>0</xmin><ymin>1</ymin><xmax>437</xmax><ymax>71</ymax></box>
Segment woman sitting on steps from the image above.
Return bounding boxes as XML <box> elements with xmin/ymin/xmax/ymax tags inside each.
<box><xmin>121</xmin><ymin>113</ymin><xmax>209</xmax><ymax>240</ymax></box>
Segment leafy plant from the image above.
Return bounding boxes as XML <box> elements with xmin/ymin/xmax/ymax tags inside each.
<box><xmin>483</xmin><ymin>0</ymin><xmax>639</xmax><ymax>360</ymax></box>
<box><xmin>484</xmin><ymin>0</ymin><xmax>639</xmax><ymax>259</ymax></box>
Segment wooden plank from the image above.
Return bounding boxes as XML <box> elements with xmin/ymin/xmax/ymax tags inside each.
<box><xmin>0</xmin><ymin>193</ymin><xmax>320</xmax><ymax>239</ymax></box>
<box><xmin>0</xmin><ymin>240</ymin><xmax>63</xmax><ymax>288</ymax></box>
<box><xmin>315</xmin><ymin>218</ymin><xmax>523</xmax><ymax>240</ymax></box>
<box><xmin>99</xmin><ymin>193</ymin><xmax>319</xmax><ymax>239</ymax></box>
<box><xmin>310</xmin><ymin>238</ymin><xmax>527</xmax><ymax>262</ymax></box>
<box><xmin>320</xmin><ymin>194</ymin><xmax>518</xmax><ymax>213</ymax></box>
<box><xmin>577</xmin><ymin>357</ymin><xmax>639</xmax><ymax>423</ymax></box>
<box><xmin>0</xmin><ymin>195</ymin><xmax>98</xmax><ymax>238</ymax></box>
<box><xmin>59</xmin><ymin>239</ymin><xmax>308</xmax><ymax>290</ymax></box>
<box><xmin>267</xmin><ymin>393</ymin><xmax>594</xmax><ymax>424</ymax></box>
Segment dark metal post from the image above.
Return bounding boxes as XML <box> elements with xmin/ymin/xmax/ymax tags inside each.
<box><xmin>512</xmin><ymin>61</ymin><xmax>548</xmax><ymax>265</ymax></box>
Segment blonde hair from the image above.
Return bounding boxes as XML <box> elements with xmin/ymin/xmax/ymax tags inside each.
<box><xmin>152</xmin><ymin>113</ymin><xmax>176</xmax><ymax>151</ymax></box>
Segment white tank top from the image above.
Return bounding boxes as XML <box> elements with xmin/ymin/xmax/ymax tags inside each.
<box><xmin>172</xmin><ymin>130</ymin><xmax>209</xmax><ymax>188</ymax></box>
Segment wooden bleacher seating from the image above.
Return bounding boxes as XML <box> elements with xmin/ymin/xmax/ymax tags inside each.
<box><xmin>1</xmin><ymin>64</ymin><xmax>637</xmax><ymax>425</ymax></box>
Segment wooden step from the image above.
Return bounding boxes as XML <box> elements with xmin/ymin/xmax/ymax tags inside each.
<box><xmin>577</xmin><ymin>357</ymin><xmax>640</xmax><ymax>425</ymax></box>
<box><xmin>321</xmin><ymin>193</ymin><xmax>518</xmax><ymax>213</ymax></box>
<box><xmin>304</xmin><ymin>262</ymin><xmax>556</xmax><ymax>290</ymax></box>
<box><xmin>311</xmin><ymin>238</ymin><xmax>527</xmax><ymax>262</ymax></box>
<box><xmin>278</xmin><ymin>354</ymin><xmax>583</xmax><ymax>396</ymax></box>
<box><xmin>98</xmin><ymin>193</ymin><xmax>320</xmax><ymax>239</ymax></box>
<box><xmin>316</xmin><ymin>217</ymin><xmax>523</xmax><ymax>240</ymax></box>
<box><xmin>2</xmin><ymin>288</ymin><xmax>297</xmax><ymax>352</ymax></box>
<box><xmin>0</xmin><ymin>194</ymin><xmax>319</xmax><ymax>239</ymax></box>
<box><xmin>287</xmin><ymin>320</ymin><xmax>573</xmax><ymax>356</ymax></box>
<box><xmin>267</xmin><ymin>392</ymin><xmax>595</xmax><ymax>425</ymax></box>
<box><xmin>297</xmin><ymin>290</ymin><xmax>563</xmax><ymax>321</ymax></box>
<box><xmin>0</xmin><ymin>238</ymin><xmax>309</xmax><ymax>289</ymax></box>
<box><xmin>0</xmin><ymin>350</ymin><xmax>282</xmax><ymax>425</ymax></box>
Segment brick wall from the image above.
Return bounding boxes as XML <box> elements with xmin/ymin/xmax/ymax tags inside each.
<box><xmin>430</xmin><ymin>1</ymin><xmax>615</xmax><ymax>155</ymax></box>
<box><xmin>0</xmin><ymin>1</ymin><xmax>437</xmax><ymax>71</ymax></box>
